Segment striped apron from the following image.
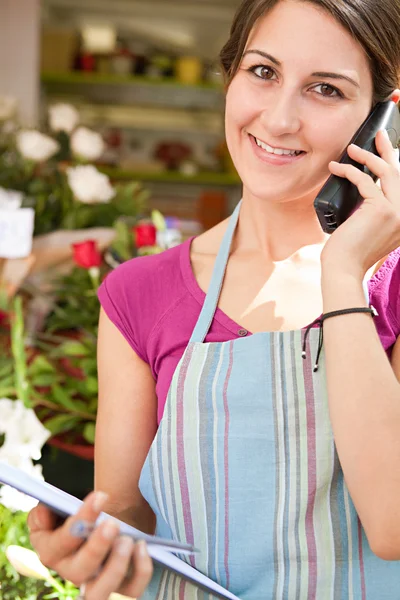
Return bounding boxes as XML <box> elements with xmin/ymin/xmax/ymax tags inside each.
<box><xmin>138</xmin><ymin>201</ymin><xmax>400</xmax><ymax>599</ymax></box>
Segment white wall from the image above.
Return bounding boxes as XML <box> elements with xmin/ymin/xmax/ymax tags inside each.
<box><xmin>0</xmin><ymin>0</ymin><xmax>41</xmax><ymax>126</ymax></box>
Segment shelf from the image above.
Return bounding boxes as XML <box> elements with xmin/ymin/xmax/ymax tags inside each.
<box><xmin>41</xmin><ymin>72</ymin><xmax>224</xmax><ymax>111</ymax></box>
<box><xmin>72</xmin><ymin>103</ymin><xmax>224</xmax><ymax>134</ymax></box>
<box><xmin>41</xmin><ymin>71</ymin><xmax>222</xmax><ymax>91</ymax></box>
<box><xmin>99</xmin><ymin>167</ymin><xmax>241</xmax><ymax>186</ymax></box>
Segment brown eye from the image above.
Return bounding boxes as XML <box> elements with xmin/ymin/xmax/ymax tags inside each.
<box><xmin>251</xmin><ymin>65</ymin><xmax>276</xmax><ymax>80</ymax></box>
<box><xmin>315</xmin><ymin>83</ymin><xmax>342</xmax><ymax>98</ymax></box>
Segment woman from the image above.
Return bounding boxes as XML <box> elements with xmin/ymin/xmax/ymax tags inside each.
<box><xmin>29</xmin><ymin>0</ymin><xmax>400</xmax><ymax>598</ymax></box>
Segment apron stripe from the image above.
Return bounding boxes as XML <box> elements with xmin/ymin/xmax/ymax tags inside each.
<box><xmin>222</xmin><ymin>341</ymin><xmax>234</xmax><ymax>590</ymax></box>
<box><xmin>290</xmin><ymin>332</ymin><xmax>303</xmax><ymax>600</ymax></box>
<box><xmin>166</xmin><ymin>380</ymin><xmax>181</xmax><ymax>544</ymax></box>
<box><xmin>313</xmin><ymin>344</ymin><xmax>336</xmax><ymax>597</ymax></box>
<box><xmin>294</xmin><ymin>333</ymin><xmax>310</xmax><ymax>599</ymax></box>
<box><xmin>185</xmin><ymin>344</ymin><xmax>211</xmax><ymax>569</ymax></box>
<box><xmin>302</xmin><ymin>334</ymin><xmax>318</xmax><ymax>599</ymax></box>
<box><xmin>198</xmin><ymin>344</ymin><xmax>220</xmax><ymax>575</ymax></box>
<box><xmin>176</xmin><ymin>344</ymin><xmax>196</xmax><ymax>559</ymax></box>
<box><xmin>281</xmin><ymin>335</ymin><xmax>292</xmax><ymax>599</ymax></box>
<box><xmin>150</xmin><ymin>432</ymin><xmax>168</xmax><ymax>526</ymax></box>
<box><xmin>330</xmin><ymin>449</ymin><xmax>344</xmax><ymax>598</ymax></box>
<box><xmin>272</xmin><ymin>334</ymin><xmax>285</xmax><ymax>598</ymax></box>
<box><xmin>344</xmin><ymin>486</ymin><xmax>354</xmax><ymax>598</ymax></box>
<box><xmin>357</xmin><ymin>518</ymin><xmax>366</xmax><ymax>600</ymax></box>
<box><xmin>212</xmin><ymin>344</ymin><xmax>226</xmax><ymax>585</ymax></box>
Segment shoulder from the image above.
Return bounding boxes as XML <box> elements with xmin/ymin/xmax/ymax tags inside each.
<box><xmin>97</xmin><ymin>241</ymin><xmax>191</xmax><ymax>362</ymax></box>
<box><xmin>107</xmin><ymin>240</ymin><xmax>188</xmax><ymax>286</ymax></box>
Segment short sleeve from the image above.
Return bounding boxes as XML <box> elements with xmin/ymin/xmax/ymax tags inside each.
<box><xmin>369</xmin><ymin>247</ymin><xmax>400</xmax><ymax>354</ymax></box>
<box><xmin>98</xmin><ymin>259</ymin><xmax>149</xmax><ymax>363</ymax></box>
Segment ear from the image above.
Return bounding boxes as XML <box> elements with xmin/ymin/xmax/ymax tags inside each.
<box><xmin>389</xmin><ymin>89</ymin><xmax>400</xmax><ymax>104</ymax></box>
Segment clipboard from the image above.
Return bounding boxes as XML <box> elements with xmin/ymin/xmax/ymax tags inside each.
<box><xmin>0</xmin><ymin>462</ymin><xmax>240</xmax><ymax>600</ymax></box>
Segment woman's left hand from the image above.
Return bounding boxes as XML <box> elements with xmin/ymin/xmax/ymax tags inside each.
<box><xmin>321</xmin><ymin>127</ymin><xmax>400</xmax><ymax>279</ymax></box>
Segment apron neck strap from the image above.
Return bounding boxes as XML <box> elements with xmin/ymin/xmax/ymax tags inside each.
<box><xmin>190</xmin><ymin>200</ymin><xmax>242</xmax><ymax>343</ymax></box>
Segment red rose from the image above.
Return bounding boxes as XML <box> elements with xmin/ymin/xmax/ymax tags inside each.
<box><xmin>72</xmin><ymin>240</ymin><xmax>102</xmax><ymax>269</ymax></box>
<box><xmin>0</xmin><ymin>310</ymin><xmax>8</xmax><ymax>327</ymax></box>
<box><xmin>134</xmin><ymin>222</ymin><xmax>157</xmax><ymax>248</ymax></box>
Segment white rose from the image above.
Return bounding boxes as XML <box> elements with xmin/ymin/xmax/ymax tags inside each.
<box><xmin>0</xmin><ymin>482</ymin><xmax>39</xmax><ymax>512</ymax></box>
<box><xmin>0</xmin><ymin>95</ymin><xmax>17</xmax><ymax>121</ymax></box>
<box><xmin>0</xmin><ymin>457</ymin><xmax>45</xmax><ymax>513</ymax></box>
<box><xmin>16</xmin><ymin>130</ymin><xmax>59</xmax><ymax>162</ymax></box>
<box><xmin>67</xmin><ymin>165</ymin><xmax>115</xmax><ymax>204</ymax></box>
<box><xmin>48</xmin><ymin>103</ymin><xmax>79</xmax><ymax>134</ymax></box>
<box><xmin>71</xmin><ymin>126</ymin><xmax>105</xmax><ymax>161</ymax></box>
<box><xmin>0</xmin><ymin>399</ymin><xmax>51</xmax><ymax>461</ymax></box>
<box><xmin>0</xmin><ymin>457</ymin><xmax>44</xmax><ymax>512</ymax></box>
<box><xmin>0</xmin><ymin>187</ymin><xmax>24</xmax><ymax>210</ymax></box>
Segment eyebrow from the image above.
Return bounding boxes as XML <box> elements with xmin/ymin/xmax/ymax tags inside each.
<box><xmin>242</xmin><ymin>49</ymin><xmax>360</xmax><ymax>89</ymax></box>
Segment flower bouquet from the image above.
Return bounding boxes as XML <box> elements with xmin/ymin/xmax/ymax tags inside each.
<box><xmin>0</xmin><ymin>102</ymin><xmax>149</xmax><ymax>235</ymax></box>
<box><xmin>0</xmin><ymin>100</ymin><xmax>151</xmax><ymax>301</ymax></box>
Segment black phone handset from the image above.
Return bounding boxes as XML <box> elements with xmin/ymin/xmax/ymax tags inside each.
<box><xmin>314</xmin><ymin>100</ymin><xmax>400</xmax><ymax>234</ymax></box>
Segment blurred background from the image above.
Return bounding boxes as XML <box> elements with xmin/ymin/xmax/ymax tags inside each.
<box><xmin>1</xmin><ymin>0</ymin><xmax>244</xmax><ymax>235</ymax></box>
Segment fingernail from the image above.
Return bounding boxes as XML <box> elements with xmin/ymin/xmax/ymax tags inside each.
<box><xmin>70</xmin><ymin>520</ymin><xmax>95</xmax><ymax>539</ymax></box>
<box><xmin>383</xmin><ymin>129</ymin><xmax>390</xmax><ymax>139</ymax></box>
<box><xmin>137</xmin><ymin>540</ymin><xmax>148</xmax><ymax>558</ymax></box>
<box><xmin>92</xmin><ymin>491</ymin><xmax>109</xmax><ymax>513</ymax></box>
<box><xmin>116</xmin><ymin>536</ymin><xmax>133</xmax><ymax>556</ymax></box>
<box><xmin>102</xmin><ymin>520</ymin><xmax>119</xmax><ymax>540</ymax></box>
<box><xmin>32</xmin><ymin>510</ymin><xmax>43</xmax><ymax>529</ymax></box>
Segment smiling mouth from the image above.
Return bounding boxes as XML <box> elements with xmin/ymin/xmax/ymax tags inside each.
<box><xmin>249</xmin><ymin>134</ymin><xmax>306</xmax><ymax>156</ymax></box>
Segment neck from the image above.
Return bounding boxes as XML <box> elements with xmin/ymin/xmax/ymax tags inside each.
<box><xmin>234</xmin><ymin>188</ymin><xmax>330</xmax><ymax>262</ymax></box>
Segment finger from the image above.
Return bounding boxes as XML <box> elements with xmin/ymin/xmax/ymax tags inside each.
<box><xmin>85</xmin><ymin>536</ymin><xmax>135</xmax><ymax>600</ymax></box>
<box><xmin>120</xmin><ymin>540</ymin><xmax>153</xmax><ymax>598</ymax></box>
<box><xmin>28</xmin><ymin>503</ymin><xmax>58</xmax><ymax>533</ymax></box>
<box><xmin>329</xmin><ymin>161</ymin><xmax>384</xmax><ymax>201</ymax></box>
<box><xmin>376</xmin><ymin>129</ymin><xmax>400</xmax><ymax>169</ymax></box>
<box><xmin>347</xmin><ymin>138</ymin><xmax>400</xmax><ymax>202</ymax></box>
<box><xmin>57</xmin><ymin>519</ymin><xmax>120</xmax><ymax>587</ymax></box>
<box><xmin>346</xmin><ymin>139</ymin><xmax>396</xmax><ymax>180</ymax></box>
<box><xmin>33</xmin><ymin>491</ymin><xmax>109</xmax><ymax>568</ymax></box>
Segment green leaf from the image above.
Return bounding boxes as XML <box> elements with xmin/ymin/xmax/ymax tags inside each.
<box><xmin>28</xmin><ymin>355</ymin><xmax>56</xmax><ymax>376</ymax></box>
<box><xmin>80</xmin><ymin>358</ymin><xmax>97</xmax><ymax>376</ymax></box>
<box><xmin>58</xmin><ymin>341</ymin><xmax>90</xmax><ymax>357</ymax></box>
<box><xmin>51</xmin><ymin>385</ymin><xmax>79</xmax><ymax>411</ymax></box>
<box><xmin>44</xmin><ymin>414</ymin><xmax>80</xmax><ymax>435</ymax></box>
<box><xmin>83</xmin><ymin>422</ymin><xmax>96</xmax><ymax>444</ymax></box>
<box><xmin>152</xmin><ymin>209</ymin><xmax>166</xmax><ymax>231</ymax></box>
<box><xmin>67</xmin><ymin>377</ymin><xmax>98</xmax><ymax>400</ymax></box>
<box><xmin>31</xmin><ymin>373</ymin><xmax>58</xmax><ymax>387</ymax></box>
<box><xmin>110</xmin><ymin>219</ymin><xmax>133</xmax><ymax>261</ymax></box>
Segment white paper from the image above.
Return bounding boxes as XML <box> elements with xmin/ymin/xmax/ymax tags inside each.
<box><xmin>0</xmin><ymin>462</ymin><xmax>239</xmax><ymax>599</ymax></box>
<box><xmin>0</xmin><ymin>208</ymin><xmax>35</xmax><ymax>258</ymax></box>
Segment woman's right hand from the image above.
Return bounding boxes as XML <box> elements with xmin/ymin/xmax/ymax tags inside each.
<box><xmin>27</xmin><ymin>491</ymin><xmax>153</xmax><ymax>600</ymax></box>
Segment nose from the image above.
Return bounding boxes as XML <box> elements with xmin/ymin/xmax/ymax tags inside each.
<box><xmin>260</xmin><ymin>90</ymin><xmax>302</xmax><ymax>138</ymax></box>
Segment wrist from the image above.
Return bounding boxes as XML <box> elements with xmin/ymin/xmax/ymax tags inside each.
<box><xmin>321</xmin><ymin>253</ymin><xmax>366</xmax><ymax>282</ymax></box>
<box><xmin>321</xmin><ymin>270</ymin><xmax>368</xmax><ymax>313</ymax></box>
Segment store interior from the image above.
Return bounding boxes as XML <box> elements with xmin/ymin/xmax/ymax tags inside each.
<box><xmin>39</xmin><ymin>0</ymin><xmax>242</xmax><ymax>232</ymax></box>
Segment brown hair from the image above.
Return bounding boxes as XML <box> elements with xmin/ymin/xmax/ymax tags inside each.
<box><xmin>220</xmin><ymin>0</ymin><xmax>400</xmax><ymax>105</ymax></box>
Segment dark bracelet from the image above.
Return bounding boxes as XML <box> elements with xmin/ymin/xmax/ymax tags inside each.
<box><xmin>302</xmin><ymin>305</ymin><xmax>378</xmax><ymax>372</ymax></box>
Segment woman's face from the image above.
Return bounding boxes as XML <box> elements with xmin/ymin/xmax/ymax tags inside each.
<box><xmin>225</xmin><ymin>0</ymin><xmax>374</xmax><ymax>207</ymax></box>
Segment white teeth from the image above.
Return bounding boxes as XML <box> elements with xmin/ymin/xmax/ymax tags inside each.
<box><xmin>254</xmin><ymin>136</ymin><xmax>301</xmax><ymax>156</ymax></box>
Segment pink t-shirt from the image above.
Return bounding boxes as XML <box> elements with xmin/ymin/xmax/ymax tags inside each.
<box><xmin>98</xmin><ymin>238</ymin><xmax>400</xmax><ymax>424</ymax></box>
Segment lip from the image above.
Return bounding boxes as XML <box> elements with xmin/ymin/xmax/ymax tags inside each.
<box><xmin>249</xmin><ymin>134</ymin><xmax>306</xmax><ymax>166</ymax></box>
